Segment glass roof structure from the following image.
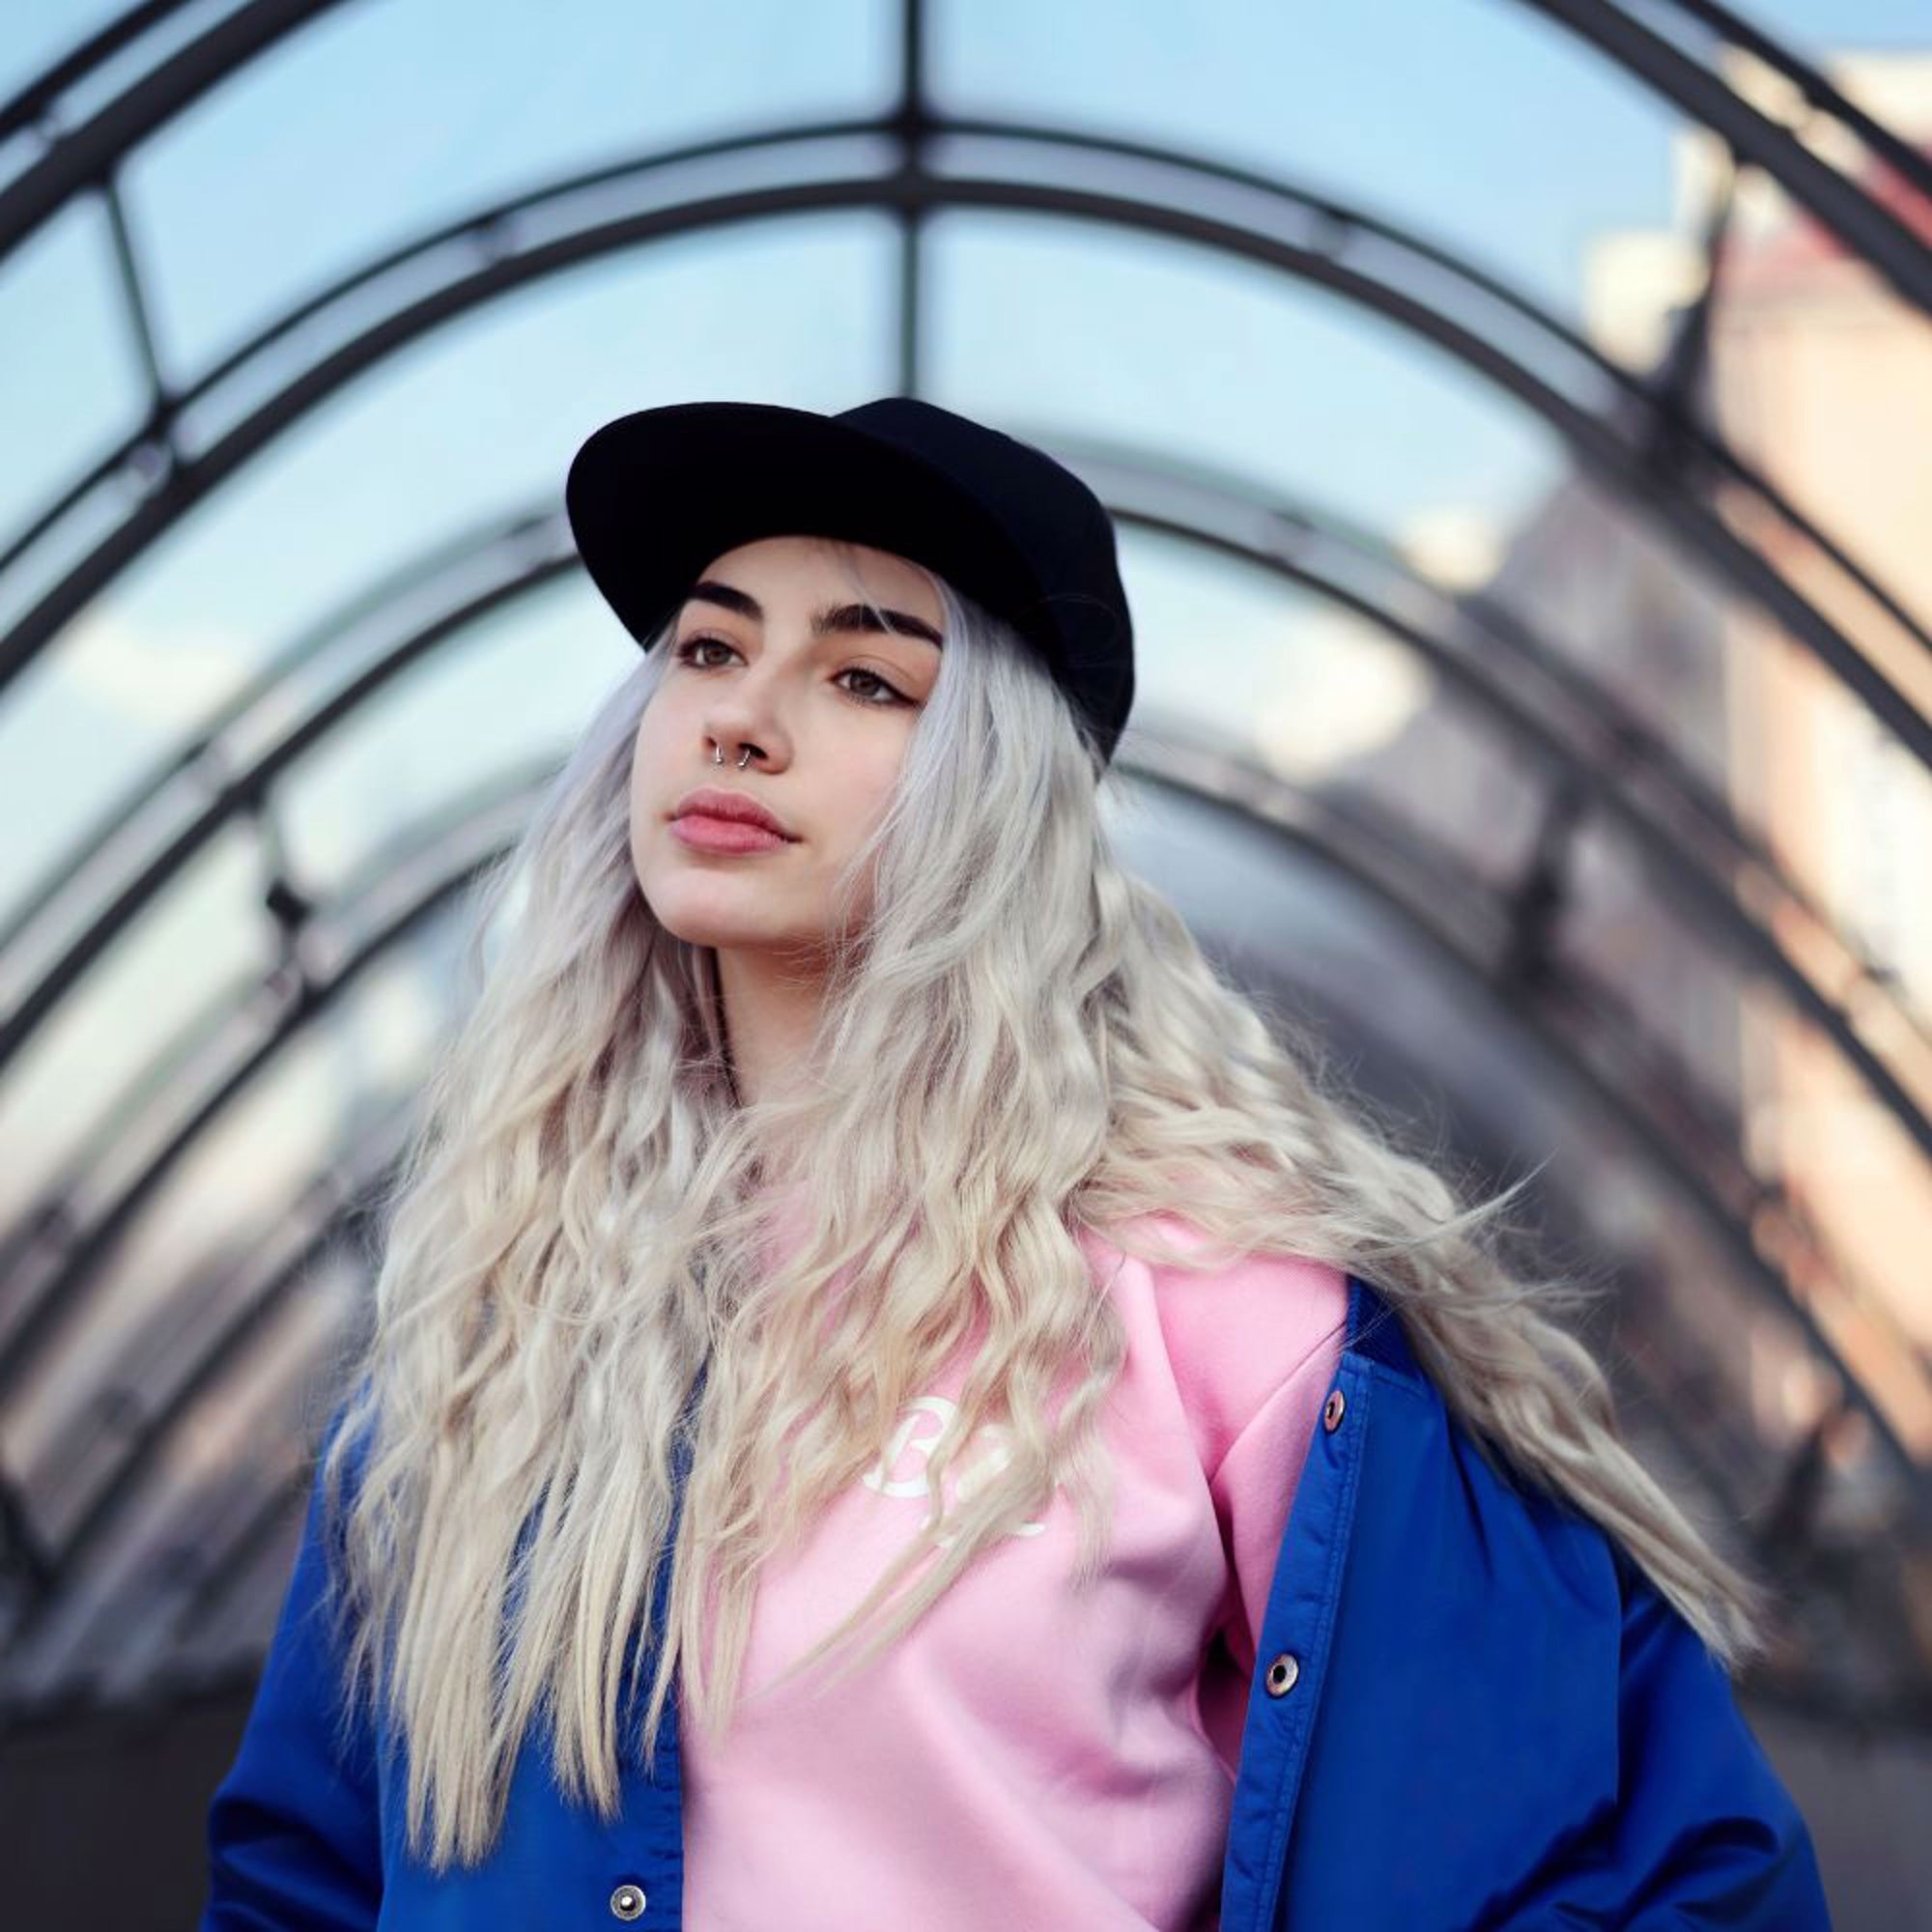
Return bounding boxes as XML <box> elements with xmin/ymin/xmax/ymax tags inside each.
<box><xmin>1</xmin><ymin>0</ymin><xmax>1927</xmax><ymax>1805</ymax></box>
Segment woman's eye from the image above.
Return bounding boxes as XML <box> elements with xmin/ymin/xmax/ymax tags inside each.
<box><xmin>673</xmin><ymin>636</ymin><xmax>907</xmax><ymax>707</ymax></box>
<box><xmin>837</xmin><ymin>668</ymin><xmax>908</xmax><ymax>706</ymax></box>
<box><xmin>674</xmin><ymin>635</ymin><xmax>736</xmax><ymax>668</ymax></box>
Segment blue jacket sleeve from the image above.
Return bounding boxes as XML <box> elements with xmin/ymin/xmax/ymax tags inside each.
<box><xmin>1502</xmin><ymin>1552</ymin><xmax>1833</xmax><ymax>1927</ymax></box>
<box><xmin>1604</xmin><ymin>1564</ymin><xmax>1831</xmax><ymax>1926</ymax></box>
<box><xmin>200</xmin><ymin>1420</ymin><xmax>384</xmax><ymax>1930</ymax></box>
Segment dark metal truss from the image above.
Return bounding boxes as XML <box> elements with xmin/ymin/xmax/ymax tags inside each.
<box><xmin>0</xmin><ymin>0</ymin><xmax>1927</xmax><ymax>1725</ymax></box>
<box><xmin>0</xmin><ymin>461</ymin><xmax>1924</xmax><ymax>1727</ymax></box>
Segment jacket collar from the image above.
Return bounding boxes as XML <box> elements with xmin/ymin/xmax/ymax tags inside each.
<box><xmin>1341</xmin><ymin>1271</ymin><xmax>1421</xmax><ymax>1385</ymax></box>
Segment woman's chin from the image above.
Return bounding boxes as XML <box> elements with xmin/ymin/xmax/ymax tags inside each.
<box><xmin>647</xmin><ymin>895</ymin><xmax>807</xmax><ymax>954</ymax></box>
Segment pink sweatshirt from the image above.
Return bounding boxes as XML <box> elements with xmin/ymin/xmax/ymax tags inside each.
<box><xmin>678</xmin><ymin>1210</ymin><xmax>1350</xmax><ymax>1931</ymax></box>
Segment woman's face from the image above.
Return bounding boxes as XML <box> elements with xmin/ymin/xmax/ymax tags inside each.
<box><xmin>629</xmin><ymin>533</ymin><xmax>945</xmax><ymax>959</ymax></box>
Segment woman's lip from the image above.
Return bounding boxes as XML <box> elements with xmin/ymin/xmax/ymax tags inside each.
<box><xmin>670</xmin><ymin>813</ymin><xmax>793</xmax><ymax>853</ymax></box>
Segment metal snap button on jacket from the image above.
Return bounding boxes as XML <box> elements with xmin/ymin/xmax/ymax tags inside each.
<box><xmin>610</xmin><ymin>1881</ymin><xmax>646</xmax><ymax>1919</ymax></box>
<box><xmin>1264</xmin><ymin>1651</ymin><xmax>1300</xmax><ymax>1696</ymax></box>
<box><xmin>1322</xmin><ymin>1387</ymin><xmax>1346</xmax><ymax>1431</ymax></box>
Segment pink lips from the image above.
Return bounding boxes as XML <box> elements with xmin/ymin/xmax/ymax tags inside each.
<box><xmin>670</xmin><ymin>814</ymin><xmax>791</xmax><ymax>853</ymax></box>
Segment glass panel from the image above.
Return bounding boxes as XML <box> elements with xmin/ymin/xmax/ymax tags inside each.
<box><xmin>1</xmin><ymin>1280</ymin><xmax>349</xmax><ymax>1705</ymax></box>
<box><xmin>0</xmin><ymin>823</ymin><xmax>269</xmax><ymax>1222</ymax></box>
<box><xmin>1556</xmin><ymin>816</ymin><xmax>1932</xmax><ymax>1460</ymax></box>
<box><xmin>1121</xmin><ymin>768</ymin><xmax>1860</xmax><ymax>1490</ymax></box>
<box><xmin>0</xmin><ymin>0</ymin><xmax>133</xmax><ymax>103</ymax></box>
<box><xmin>930</xmin><ymin>0</ymin><xmax>1684</xmax><ymax>332</ymax></box>
<box><xmin>926</xmin><ymin>211</ymin><xmax>1567</xmax><ymax>551</ymax></box>
<box><xmin>277</xmin><ymin>573</ymin><xmax>630</xmax><ymax>901</ymax></box>
<box><xmin>8</xmin><ymin>935</ymin><xmax>448</xmax><ymax>1540</ymax></box>
<box><xmin>162</xmin><ymin>1248</ymin><xmax>364</xmax><ymax>1679</ymax></box>
<box><xmin>0</xmin><ymin>213</ymin><xmax>898</xmax><ymax>936</ymax></box>
<box><xmin>124</xmin><ymin>0</ymin><xmax>898</xmax><ymax>377</ymax></box>
<box><xmin>1117</xmin><ymin>523</ymin><xmax>1442</xmax><ymax>793</ymax></box>
<box><xmin>0</xmin><ymin>196</ymin><xmax>148</xmax><ymax>554</ymax></box>
<box><xmin>1433</xmin><ymin>452</ymin><xmax>1928</xmax><ymax>1037</ymax></box>
<box><xmin>90</xmin><ymin>1317</ymin><xmax>323</xmax><ymax>1701</ymax></box>
<box><xmin>1327</xmin><ymin>673</ymin><xmax>1551</xmax><ymax>895</ymax></box>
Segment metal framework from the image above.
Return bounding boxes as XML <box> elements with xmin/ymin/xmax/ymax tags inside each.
<box><xmin>0</xmin><ymin>0</ymin><xmax>1926</xmax><ymax>1727</ymax></box>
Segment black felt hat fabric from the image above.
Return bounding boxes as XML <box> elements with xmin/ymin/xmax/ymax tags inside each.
<box><xmin>563</xmin><ymin>396</ymin><xmax>1136</xmax><ymax>766</ymax></box>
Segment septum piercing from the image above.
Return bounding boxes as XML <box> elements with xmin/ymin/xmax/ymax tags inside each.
<box><xmin>712</xmin><ymin>745</ymin><xmax>753</xmax><ymax>767</ymax></box>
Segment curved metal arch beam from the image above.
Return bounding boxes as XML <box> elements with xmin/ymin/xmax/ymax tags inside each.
<box><xmin>0</xmin><ymin>1</ymin><xmax>205</xmax><ymax>150</ymax></box>
<box><xmin>4</xmin><ymin>610</ymin><xmax>1921</xmax><ymax>1578</ymax></box>
<box><xmin>0</xmin><ymin>504</ymin><xmax>571</xmax><ymax>1062</ymax></box>
<box><xmin>1134</xmin><ymin>745</ymin><xmax>1930</xmax><ymax>1522</ymax></box>
<box><xmin>913</xmin><ymin>118</ymin><xmax>1929</xmax><ymax>681</ymax></box>
<box><xmin>2</xmin><ymin>0</ymin><xmax>1923</xmax><ymax>351</ymax></box>
<box><xmin>0</xmin><ymin>743</ymin><xmax>1845</xmax><ymax>1617</ymax></box>
<box><xmin>0</xmin><ymin>0</ymin><xmax>350</xmax><ymax>272</ymax></box>
<box><xmin>5</xmin><ymin>1174</ymin><xmax>393</xmax><ymax>1703</ymax></box>
<box><xmin>1</xmin><ymin>14</ymin><xmax>1925</xmax><ymax>697</ymax></box>
<box><xmin>4</xmin><ymin>451</ymin><xmax>1924</xmax><ymax>1411</ymax></box>
<box><xmin>943</xmin><ymin>168</ymin><xmax>1930</xmax><ymax>765</ymax></box>
<box><xmin>1660</xmin><ymin>0</ymin><xmax>1932</xmax><ymax>206</ymax></box>
<box><xmin>1524</xmin><ymin>0</ymin><xmax>1932</xmax><ymax>316</ymax></box>
<box><xmin>13</xmin><ymin>1074</ymin><xmax>1838</xmax><ymax>1726</ymax></box>
<box><xmin>6</xmin><ymin>913</ymin><xmax>472</xmax><ymax>1653</ymax></box>
<box><xmin>10</xmin><ymin>441</ymin><xmax>1924</xmax><ymax>1169</ymax></box>
<box><xmin>11</xmin><ymin>723</ymin><xmax>1917</xmax><ymax>1677</ymax></box>
<box><xmin>1</xmin><ymin>461</ymin><xmax>1921</xmax><ymax>1477</ymax></box>
<box><xmin>1077</xmin><ymin>448</ymin><xmax>1931</xmax><ymax>1165</ymax></box>
<box><xmin>1</xmin><ymin>126</ymin><xmax>1924</xmax><ymax>803</ymax></box>
<box><xmin>18</xmin><ymin>1004</ymin><xmax>1791</xmax><ymax>1696</ymax></box>
<box><xmin>0</xmin><ymin>752</ymin><xmax>546</xmax><ymax>1405</ymax></box>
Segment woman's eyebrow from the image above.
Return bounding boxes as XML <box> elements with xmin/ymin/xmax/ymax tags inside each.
<box><xmin>682</xmin><ymin>578</ymin><xmax>943</xmax><ymax>648</ymax></box>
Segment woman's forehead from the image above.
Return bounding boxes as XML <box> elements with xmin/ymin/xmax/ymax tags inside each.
<box><xmin>694</xmin><ymin>533</ymin><xmax>941</xmax><ymax>617</ymax></box>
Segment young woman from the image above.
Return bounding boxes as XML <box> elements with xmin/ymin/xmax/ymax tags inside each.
<box><xmin>202</xmin><ymin>398</ymin><xmax>1831</xmax><ymax>1929</ymax></box>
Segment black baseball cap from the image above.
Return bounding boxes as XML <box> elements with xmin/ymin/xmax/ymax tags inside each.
<box><xmin>563</xmin><ymin>396</ymin><xmax>1136</xmax><ymax>766</ymax></box>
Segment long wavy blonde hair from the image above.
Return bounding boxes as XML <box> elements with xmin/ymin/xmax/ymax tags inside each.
<box><xmin>317</xmin><ymin>541</ymin><xmax>1776</xmax><ymax>1873</ymax></box>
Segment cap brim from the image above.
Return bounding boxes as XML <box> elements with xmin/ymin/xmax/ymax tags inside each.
<box><xmin>563</xmin><ymin>400</ymin><xmax>1042</xmax><ymax>650</ymax></box>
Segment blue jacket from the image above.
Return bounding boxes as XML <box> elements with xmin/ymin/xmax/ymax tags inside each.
<box><xmin>202</xmin><ymin>1275</ymin><xmax>1833</xmax><ymax>1927</ymax></box>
